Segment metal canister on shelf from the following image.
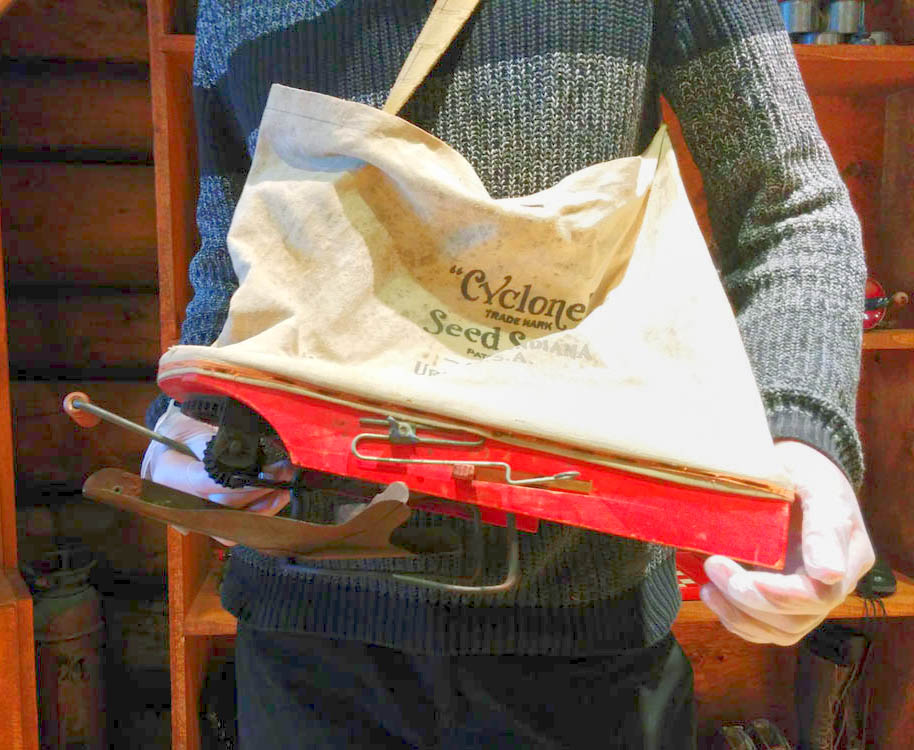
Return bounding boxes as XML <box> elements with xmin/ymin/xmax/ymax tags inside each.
<box><xmin>794</xmin><ymin>31</ymin><xmax>846</xmax><ymax>44</ymax></box>
<box><xmin>780</xmin><ymin>0</ymin><xmax>820</xmax><ymax>33</ymax></box>
<box><xmin>868</xmin><ymin>30</ymin><xmax>894</xmax><ymax>44</ymax></box>
<box><xmin>22</xmin><ymin>540</ymin><xmax>107</xmax><ymax>750</ymax></box>
<box><xmin>827</xmin><ymin>0</ymin><xmax>864</xmax><ymax>35</ymax></box>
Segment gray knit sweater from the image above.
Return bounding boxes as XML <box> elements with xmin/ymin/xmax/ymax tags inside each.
<box><xmin>148</xmin><ymin>0</ymin><xmax>866</xmax><ymax>655</ymax></box>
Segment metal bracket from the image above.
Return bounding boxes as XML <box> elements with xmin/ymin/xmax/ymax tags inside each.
<box><xmin>356</xmin><ymin>416</ymin><xmax>486</xmax><ymax>447</ymax></box>
<box><xmin>351</xmin><ymin>416</ymin><xmax>580</xmax><ymax>487</ymax></box>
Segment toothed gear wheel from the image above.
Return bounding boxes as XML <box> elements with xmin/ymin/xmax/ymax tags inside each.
<box><xmin>182</xmin><ymin>396</ymin><xmax>282</xmax><ymax>441</ymax></box>
<box><xmin>180</xmin><ymin>395</ymin><xmax>227</xmax><ymax>428</ymax></box>
<box><xmin>202</xmin><ymin>436</ymin><xmax>261</xmax><ymax>489</ymax></box>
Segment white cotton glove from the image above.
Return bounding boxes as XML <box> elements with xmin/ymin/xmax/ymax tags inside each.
<box><xmin>141</xmin><ymin>401</ymin><xmax>293</xmax><ymax>546</ymax></box>
<box><xmin>700</xmin><ymin>439</ymin><xmax>876</xmax><ymax>646</ymax></box>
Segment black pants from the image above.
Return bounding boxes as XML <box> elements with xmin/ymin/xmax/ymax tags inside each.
<box><xmin>235</xmin><ymin>623</ymin><xmax>696</xmax><ymax>749</ymax></box>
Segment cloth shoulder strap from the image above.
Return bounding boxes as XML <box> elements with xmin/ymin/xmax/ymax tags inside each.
<box><xmin>383</xmin><ymin>0</ymin><xmax>483</xmax><ymax>114</ymax></box>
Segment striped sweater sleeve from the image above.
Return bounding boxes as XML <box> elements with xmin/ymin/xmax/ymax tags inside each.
<box><xmin>654</xmin><ymin>0</ymin><xmax>867</xmax><ymax>486</ymax></box>
<box><xmin>146</xmin><ymin>12</ymin><xmax>250</xmax><ymax>428</ymax></box>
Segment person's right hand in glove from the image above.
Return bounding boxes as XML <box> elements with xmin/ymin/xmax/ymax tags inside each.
<box><xmin>700</xmin><ymin>440</ymin><xmax>875</xmax><ymax>646</ymax></box>
<box><xmin>142</xmin><ymin>400</ymin><xmax>293</xmax><ymax>545</ymax></box>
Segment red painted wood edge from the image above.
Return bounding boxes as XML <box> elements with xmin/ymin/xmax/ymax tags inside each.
<box><xmin>161</xmin><ymin>371</ymin><xmax>790</xmax><ymax>568</ymax></box>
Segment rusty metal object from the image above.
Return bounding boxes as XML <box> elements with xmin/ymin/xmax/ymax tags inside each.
<box><xmin>713</xmin><ymin>724</ymin><xmax>758</xmax><ymax>749</ymax></box>
<box><xmin>22</xmin><ymin>542</ymin><xmax>106</xmax><ymax>750</ymax></box>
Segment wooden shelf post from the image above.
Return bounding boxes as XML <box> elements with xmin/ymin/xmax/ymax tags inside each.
<box><xmin>0</xmin><ymin>194</ymin><xmax>39</xmax><ymax>750</ymax></box>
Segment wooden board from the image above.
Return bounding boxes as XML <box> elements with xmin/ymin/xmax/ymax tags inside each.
<box><xmin>167</xmin><ymin>527</ymin><xmax>217</xmax><ymax>750</ymax></box>
<box><xmin>7</xmin><ymin>291</ymin><xmax>159</xmax><ymax>373</ymax></box>
<box><xmin>792</xmin><ymin>45</ymin><xmax>914</xmax><ymax>95</ymax></box>
<box><xmin>856</xmin><ymin>89</ymin><xmax>914</xmax><ymax>578</ymax></box>
<box><xmin>184</xmin><ymin>567</ymin><xmax>235</xmax><ymax>637</ymax></box>
<box><xmin>149</xmin><ymin>0</ymin><xmax>184</xmax><ymax>37</ymax></box>
<box><xmin>866</xmin><ymin>0</ymin><xmax>914</xmax><ymax>43</ymax></box>
<box><xmin>905</xmin><ymin>0</ymin><xmax>914</xmax><ymax>41</ymax></box>
<box><xmin>0</xmin><ymin>0</ymin><xmax>149</xmax><ymax>62</ymax></box>
<box><xmin>0</xmin><ymin>570</ymin><xmax>38</xmax><ymax>750</ymax></box>
<box><xmin>863</xmin><ymin>329</ymin><xmax>914</xmax><ymax>350</ymax></box>
<box><xmin>807</xmin><ymin>94</ymin><xmax>886</xmax><ymax>262</ymax></box>
<box><xmin>0</xmin><ymin>599</ymin><xmax>26</xmax><ymax>748</ymax></box>
<box><xmin>185</xmin><ymin>561</ymin><xmax>914</xmax><ymax>640</ymax></box>
<box><xmin>0</xmin><ymin>186</ymin><xmax>38</xmax><ymax>750</ymax></box>
<box><xmin>1</xmin><ymin>163</ymin><xmax>157</xmax><ymax>286</ymax></box>
<box><xmin>673</xmin><ymin>622</ymin><xmax>798</xmax><ymax>743</ymax></box>
<box><xmin>0</xmin><ymin>67</ymin><xmax>153</xmax><ymax>153</ymax></box>
<box><xmin>184</xmin><ymin>564</ymin><xmax>914</xmax><ymax>746</ymax></box>
<box><xmin>11</xmin><ymin>380</ymin><xmax>161</xmax><ymax>486</ymax></box>
<box><xmin>677</xmin><ymin>612</ymin><xmax>914</xmax><ymax>746</ymax></box>
<box><xmin>858</xmin><ymin>351</ymin><xmax>914</xmax><ymax>577</ymax></box>
<box><xmin>876</xmin><ymin>89</ymin><xmax>914</xmax><ymax>330</ymax></box>
<box><xmin>0</xmin><ymin>217</ymin><xmax>14</xmax><ymax>567</ymax></box>
<box><xmin>148</xmin><ymin>52</ymin><xmax>198</xmax><ymax>350</ymax></box>
<box><xmin>866</xmin><ymin>619</ymin><xmax>914</xmax><ymax>748</ymax></box>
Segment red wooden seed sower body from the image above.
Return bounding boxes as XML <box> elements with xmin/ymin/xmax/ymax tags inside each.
<box><xmin>160</xmin><ymin>369</ymin><xmax>793</xmax><ymax>569</ymax></box>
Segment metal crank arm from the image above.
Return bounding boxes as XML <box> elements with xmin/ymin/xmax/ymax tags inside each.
<box><xmin>63</xmin><ymin>391</ymin><xmax>197</xmax><ymax>458</ymax></box>
<box><xmin>67</xmin><ymin>395</ymin><xmax>527</xmax><ymax>593</ymax></box>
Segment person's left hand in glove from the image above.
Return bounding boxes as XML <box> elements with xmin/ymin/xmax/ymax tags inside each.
<box><xmin>700</xmin><ymin>439</ymin><xmax>876</xmax><ymax>646</ymax></box>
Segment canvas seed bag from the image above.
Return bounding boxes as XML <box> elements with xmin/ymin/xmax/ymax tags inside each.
<box><xmin>160</xmin><ymin>82</ymin><xmax>790</xmax><ymax>492</ymax></box>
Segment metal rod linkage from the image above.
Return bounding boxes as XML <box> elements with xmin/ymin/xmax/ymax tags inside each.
<box><xmin>352</xmin><ymin>416</ymin><xmax>580</xmax><ymax>487</ymax></box>
<box><xmin>64</xmin><ymin>393</ymin><xmax>198</xmax><ymax>459</ymax></box>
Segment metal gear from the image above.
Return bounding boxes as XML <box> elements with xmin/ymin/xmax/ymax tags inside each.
<box><xmin>202</xmin><ymin>436</ymin><xmax>262</xmax><ymax>489</ymax></box>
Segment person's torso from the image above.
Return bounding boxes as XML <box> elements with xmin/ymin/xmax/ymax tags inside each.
<box><xmin>198</xmin><ymin>0</ymin><xmax>661</xmax><ymax>197</ymax></box>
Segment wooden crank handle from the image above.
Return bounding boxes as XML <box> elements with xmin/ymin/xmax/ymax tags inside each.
<box><xmin>63</xmin><ymin>391</ymin><xmax>102</xmax><ymax>428</ymax></box>
<box><xmin>81</xmin><ymin>468</ymin><xmax>422</xmax><ymax>558</ymax></box>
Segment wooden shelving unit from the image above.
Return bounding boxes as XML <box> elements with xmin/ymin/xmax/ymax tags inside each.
<box><xmin>792</xmin><ymin>43</ymin><xmax>914</xmax><ymax>95</ymax></box>
<box><xmin>146</xmin><ymin>0</ymin><xmax>914</xmax><ymax>746</ymax></box>
<box><xmin>0</xmin><ymin>571</ymin><xmax>38</xmax><ymax>750</ymax></box>
<box><xmin>677</xmin><ymin>572</ymin><xmax>914</xmax><ymax>624</ymax></box>
<box><xmin>0</xmin><ymin>201</ymin><xmax>39</xmax><ymax>749</ymax></box>
<box><xmin>0</xmin><ymin>0</ymin><xmax>18</xmax><ymax>20</ymax></box>
<box><xmin>182</xmin><ymin>565</ymin><xmax>914</xmax><ymax>636</ymax></box>
<box><xmin>863</xmin><ymin>328</ymin><xmax>914</xmax><ymax>349</ymax></box>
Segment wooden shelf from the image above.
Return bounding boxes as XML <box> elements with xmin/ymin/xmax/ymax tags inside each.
<box><xmin>185</xmin><ymin>566</ymin><xmax>235</xmax><ymax>636</ymax></box>
<box><xmin>863</xmin><ymin>329</ymin><xmax>914</xmax><ymax>350</ymax></box>
<box><xmin>678</xmin><ymin>570</ymin><xmax>914</xmax><ymax>624</ymax></box>
<box><xmin>185</xmin><ymin>564</ymin><xmax>914</xmax><ymax>636</ymax></box>
<box><xmin>794</xmin><ymin>44</ymin><xmax>914</xmax><ymax>95</ymax></box>
<box><xmin>152</xmin><ymin>36</ymin><xmax>914</xmax><ymax>95</ymax></box>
